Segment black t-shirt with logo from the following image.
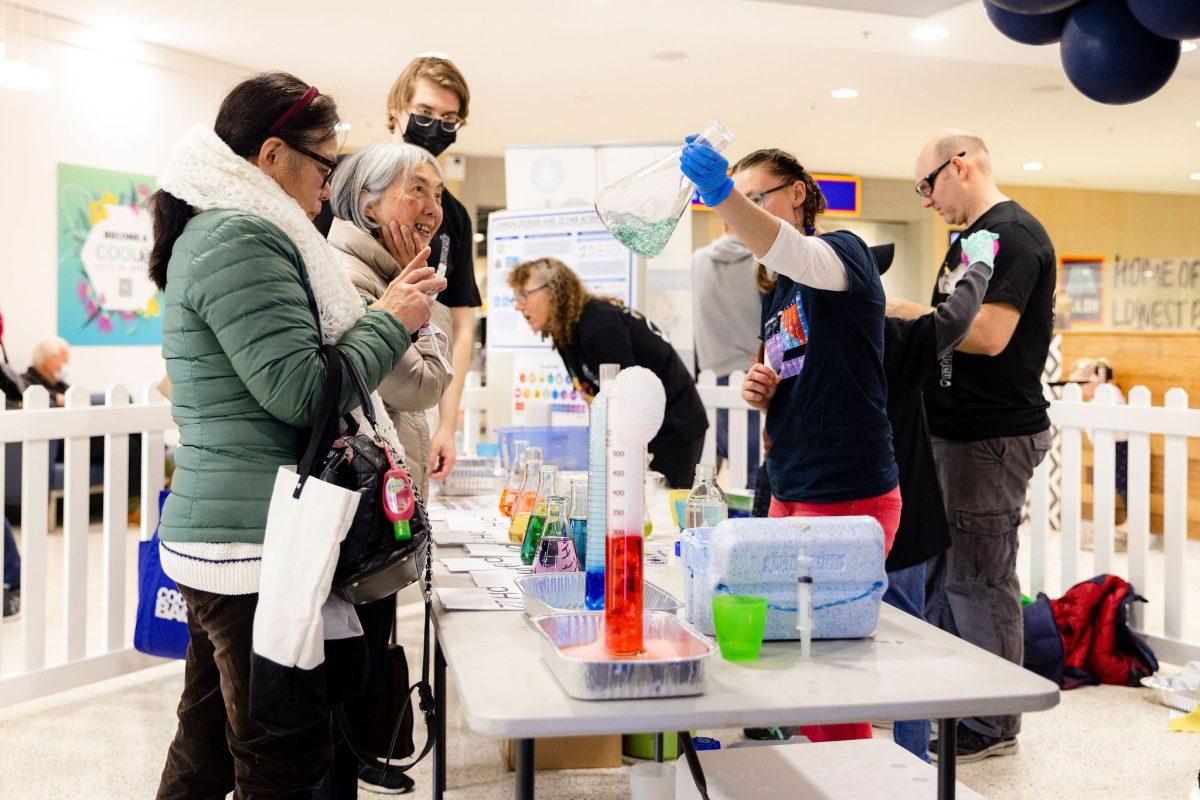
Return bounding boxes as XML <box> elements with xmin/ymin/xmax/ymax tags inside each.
<box><xmin>556</xmin><ymin>300</ymin><xmax>707</xmax><ymax>455</ymax></box>
<box><xmin>924</xmin><ymin>201</ymin><xmax>1055</xmax><ymax>440</ymax></box>
<box><xmin>314</xmin><ymin>187</ymin><xmax>481</xmax><ymax>310</ymax></box>
<box><xmin>759</xmin><ymin>230</ymin><xmax>897</xmax><ymax>504</ymax></box>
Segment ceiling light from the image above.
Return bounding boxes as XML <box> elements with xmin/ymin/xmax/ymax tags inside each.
<box><xmin>0</xmin><ymin>59</ymin><xmax>49</xmax><ymax>91</ymax></box>
<box><xmin>1182</xmin><ymin>41</ymin><xmax>1197</xmax><ymax>53</ymax></box>
<box><xmin>830</xmin><ymin>88</ymin><xmax>858</xmax><ymax>99</ymax></box>
<box><xmin>1190</xmin><ymin>172</ymin><xmax>1200</xmax><ymax>181</ymax></box>
<box><xmin>1023</xmin><ymin>162</ymin><xmax>1044</xmax><ymax>171</ymax></box>
<box><xmin>912</xmin><ymin>26</ymin><xmax>949</xmax><ymax>41</ymax></box>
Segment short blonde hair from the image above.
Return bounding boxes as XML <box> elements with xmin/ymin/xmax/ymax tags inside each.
<box><xmin>386</xmin><ymin>57</ymin><xmax>470</xmax><ymax>133</ymax></box>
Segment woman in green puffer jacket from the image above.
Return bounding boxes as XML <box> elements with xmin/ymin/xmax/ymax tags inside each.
<box><xmin>148</xmin><ymin>72</ymin><xmax>445</xmax><ymax>799</ymax></box>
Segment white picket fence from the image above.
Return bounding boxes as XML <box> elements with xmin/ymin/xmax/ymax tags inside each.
<box><xmin>2</xmin><ymin>370</ymin><xmax>1196</xmax><ymax>708</ymax></box>
<box><xmin>0</xmin><ymin>383</ymin><xmax>173</xmax><ymax>707</ymax></box>
<box><xmin>1027</xmin><ymin>382</ymin><xmax>1199</xmax><ymax>666</ymax></box>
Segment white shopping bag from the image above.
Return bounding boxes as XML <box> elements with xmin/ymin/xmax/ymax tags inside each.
<box><xmin>253</xmin><ymin>465</ymin><xmax>362</xmax><ymax>671</ymax></box>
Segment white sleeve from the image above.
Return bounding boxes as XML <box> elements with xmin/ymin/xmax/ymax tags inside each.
<box><xmin>759</xmin><ymin>218</ymin><xmax>850</xmax><ymax>292</ymax></box>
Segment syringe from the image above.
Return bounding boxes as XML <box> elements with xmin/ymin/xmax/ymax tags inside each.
<box><xmin>795</xmin><ymin>552</ymin><xmax>813</xmax><ymax>660</ymax></box>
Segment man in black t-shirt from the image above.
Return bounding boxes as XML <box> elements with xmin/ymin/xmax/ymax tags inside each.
<box><xmin>887</xmin><ymin>130</ymin><xmax>1055</xmax><ymax>763</ymax></box>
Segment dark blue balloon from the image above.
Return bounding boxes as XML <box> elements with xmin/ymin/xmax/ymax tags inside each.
<box><xmin>989</xmin><ymin>0</ymin><xmax>1079</xmax><ymax>12</ymax></box>
<box><xmin>1061</xmin><ymin>0</ymin><xmax>1180</xmax><ymax>104</ymax></box>
<box><xmin>1127</xmin><ymin>0</ymin><xmax>1200</xmax><ymax>41</ymax></box>
<box><xmin>985</xmin><ymin>0</ymin><xmax>1070</xmax><ymax>44</ymax></box>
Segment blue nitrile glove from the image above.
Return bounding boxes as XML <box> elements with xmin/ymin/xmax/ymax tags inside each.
<box><xmin>680</xmin><ymin>134</ymin><xmax>734</xmax><ymax>207</ymax></box>
<box><xmin>960</xmin><ymin>229</ymin><xmax>999</xmax><ymax>278</ymax></box>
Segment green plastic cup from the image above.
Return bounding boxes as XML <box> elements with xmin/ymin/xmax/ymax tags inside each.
<box><xmin>711</xmin><ymin>595</ymin><xmax>768</xmax><ymax>661</ymax></box>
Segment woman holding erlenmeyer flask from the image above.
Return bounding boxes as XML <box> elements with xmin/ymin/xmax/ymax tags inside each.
<box><xmin>681</xmin><ymin>143</ymin><xmax>900</xmax><ymax>746</ymax></box>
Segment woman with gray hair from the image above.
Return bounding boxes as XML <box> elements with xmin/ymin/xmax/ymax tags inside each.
<box><xmin>317</xmin><ymin>141</ymin><xmax>453</xmax><ymax>798</ymax></box>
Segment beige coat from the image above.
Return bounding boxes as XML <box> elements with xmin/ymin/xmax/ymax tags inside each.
<box><xmin>329</xmin><ymin>218</ymin><xmax>453</xmax><ymax>498</ymax></box>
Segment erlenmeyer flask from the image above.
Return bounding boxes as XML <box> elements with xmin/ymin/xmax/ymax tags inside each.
<box><xmin>521</xmin><ymin>465</ymin><xmax>559</xmax><ymax>565</ymax></box>
<box><xmin>595</xmin><ymin>119</ymin><xmax>734</xmax><ymax>259</ymax></box>
<box><xmin>499</xmin><ymin>439</ymin><xmax>529</xmax><ymax>517</ymax></box>
<box><xmin>507</xmin><ymin>446</ymin><xmax>543</xmax><ymax>543</ymax></box>
<box><xmin>534</xmin><ymin>496</ymin><xmax>580</xmax><ymax>574</ymax></box>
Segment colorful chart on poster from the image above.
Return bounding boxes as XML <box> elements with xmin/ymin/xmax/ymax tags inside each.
<box><xmin>57</xmin><ymin>163</ymin><xmax>162</xmax><ymax>345</ymax></box>
<box><xmin>511</xmin><ymin>354</ymin><xmax>588</xmax><ymax>425</ymax></box>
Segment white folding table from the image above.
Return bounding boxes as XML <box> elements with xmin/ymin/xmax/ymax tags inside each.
<box><xmin>427</xmin><ymin>558</ymin><xmax>1059</xmax><ymax>800</ymax></box>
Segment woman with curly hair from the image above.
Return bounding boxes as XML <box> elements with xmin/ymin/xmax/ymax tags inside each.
<box><xmin>507</xmin><ymin>258</ymin><xmax>706</xmax><ymax>488</ymax></box>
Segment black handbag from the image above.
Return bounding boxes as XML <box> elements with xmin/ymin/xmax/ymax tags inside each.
<box><xmin>299</xmin><ymin>344</ymin><xmax>432</xmax><ymax>605</ymax></box>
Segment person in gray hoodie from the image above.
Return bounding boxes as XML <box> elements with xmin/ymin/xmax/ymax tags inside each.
<box><xmin>692</xmin><ymin>227</ymin><xmax>761</xmax><ymax>487</ymax></box>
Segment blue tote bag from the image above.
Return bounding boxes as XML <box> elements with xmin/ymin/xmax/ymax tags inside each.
<box><xmin>134</xmin><ymin>490</ymin><xmax>190</xmax><ymax>659</ymax></box>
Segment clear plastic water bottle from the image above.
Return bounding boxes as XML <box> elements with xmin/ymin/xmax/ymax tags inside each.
<box><xmin>684</xmin><ymin>464</ymin><xmax>727</xmax><ymax>529</ymax></box>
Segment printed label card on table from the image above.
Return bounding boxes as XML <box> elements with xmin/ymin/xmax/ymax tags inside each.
<box><xmin>471</xmin><ymin>568</ymin><xmax>532</xmax><ymax>590</ymax></box>
<box><xmin>441</xmin><ymin>555</ymin><xmax>524</xmax><ymax>573</ymax></box>
<box><xmin>433</xmin><ymin>528</ymin><xmax>511</xmax><ymax>547</ymax></box>
<box><xmin>463</xmin><ymin>542</ymin><xmax>522</xmax><ymax>558</ymax></box>
<box><xmin>436</xmin><ymin>586</ymin><xmax>524</xmax><ymax>611</ymax></box>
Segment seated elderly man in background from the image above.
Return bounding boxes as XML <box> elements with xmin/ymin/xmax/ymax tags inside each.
<box><xmin>21</xmin><ymin>338</ymin><xmax>70</xmax><ymax>406</ymax></box>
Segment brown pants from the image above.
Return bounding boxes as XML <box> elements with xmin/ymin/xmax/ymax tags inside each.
<box><xmin>156</xmin><ymin>585</ymin><xmax>334</xmax><ymax>800</ymax></box>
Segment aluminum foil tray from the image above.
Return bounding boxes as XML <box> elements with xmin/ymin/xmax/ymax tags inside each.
<box><xmin>530</xmin><ymin>611</ymin><xmax>713</xmax><ymax>700</ymax></box>
<box><xmin>515</xmin><ymin>573</ymin><xmax>682</xmax><ymax>618</ymax></box>
<box><xmin>1141</xmin><ymin>676</ymin><xmax>1200</xmax><ymax>714</ymax></box>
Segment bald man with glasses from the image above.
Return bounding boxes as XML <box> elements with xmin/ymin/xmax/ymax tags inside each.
<box><xmin>886</xmin><ymin>129</ymin><xmax>1056</xmax><ymax>763</ymax></box>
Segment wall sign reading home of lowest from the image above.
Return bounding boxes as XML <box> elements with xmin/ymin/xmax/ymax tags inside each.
<box><xmin>1110</xmin><ymin>256</ymin><xmax>1200</xmax><ymax>331</ymax></box>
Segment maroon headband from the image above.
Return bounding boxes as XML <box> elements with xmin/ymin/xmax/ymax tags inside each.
<box><xmin>268</xmin><ymin>86</ymin><xmax>319</xmax><ymax>133</ymax></box>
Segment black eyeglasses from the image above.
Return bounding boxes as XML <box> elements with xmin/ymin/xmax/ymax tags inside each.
<box><xmin>749</xmin><ymin>182</ymin><xmax>792</xmax><ymax>208</ymax></box>
<box><xmin>915</xmin><ymin>151</ymin><xmax>966</xmax><ymax>198</ymax></box>
<box><xmin>514</xmin><ymin>284</ymin><xmax>549</xmax><ymax>304</ymax></box>
<box><xmin>288</xmin><ymin>142</ymin><xmax>337</xmax><ymax>188</ymax></box>
<box><xmin>410</xmin><ymin>109</ymin><xmax>463</xmax><ymax>133</ymax></box>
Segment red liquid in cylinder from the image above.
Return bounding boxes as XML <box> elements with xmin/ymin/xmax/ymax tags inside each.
<box><xmin>604</xmin><ymin>533</ymin><xmax>643</xmax><ymax>656</ymax></box>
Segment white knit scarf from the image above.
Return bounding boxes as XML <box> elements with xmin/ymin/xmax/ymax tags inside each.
<box><xmin>159</xmin><ymin>124</ymin><xmax>404</xmax><ymax>458</ymax></box>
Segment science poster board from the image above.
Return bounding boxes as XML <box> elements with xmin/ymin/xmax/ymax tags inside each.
<box><xmin>486</xmin><ymin>206</ymin><xmax>636</xmax><ymax>352</ymax></box>
<box><xmin>57</xmin><ymin>163</ymin><xmax>162</xmax><ymax>345</ymax></box>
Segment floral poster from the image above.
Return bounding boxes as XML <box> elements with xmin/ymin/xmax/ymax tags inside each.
<box><xmin>57</xmin><ymin>163</ymin><xmax>162</xmax><ymax>345</ymax></box>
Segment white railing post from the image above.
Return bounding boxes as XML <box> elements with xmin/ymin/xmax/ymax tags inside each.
<box><xmin>696</xmin><ymin>370</ymin><xmax>718</xmax><ymax>468</ymax></box>
<box><xmin>19</xmin><ymin>385</ymin><xmax>50</xmax><ymax>673</ymax></box>
<box><xmin>1027</xmin><ymin>449</ymin><xmax>1051</xmax><ymax>597</ymax></box>
<box><xmin>462</xmin><ymin>371</ymin><xmax>483</xmax><ymax>456</ymax></box>
<box><xmin>102</xmin><ymin>385</ymin><xmax>131</xmax><ymax>652</ymax></box>
<box><xmin>1058</xmin><ymin>382</ymin><xmax>1083</xmax><ymax>589</ymax></box>
<box><xmin>61</xmin><ymin>387</ymin><xmax>91</xmax><ymax>662</ymax></box>
<box><xmin>1090</xmin><ymin>384</ymin><xmax>1118</xmax><ymax>576</ymax></box>
<box><xmin>1125</xmin><ymin>386</ymin><xmax>1152</xmax><ymax>631</ymax></box>
<box><xmin>139</xmin><ymin>383</ymin><xmax>167</xmax><ymax>542</ymax></box>
<box><xmin>1163</xmin><ymin>388</ymin><xmax>1189</xmax><ymax>641</ymax></box>
<box><xmin>726</xmin><ymin>370</ymin><xmax>748</xmax><ymax>491</ymax></box>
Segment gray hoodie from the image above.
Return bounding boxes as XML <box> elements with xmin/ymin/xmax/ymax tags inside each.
<box><xmin>692</xmin><ymin>234</ymin><xmax>762</xmax><ymax>376</ymax></box>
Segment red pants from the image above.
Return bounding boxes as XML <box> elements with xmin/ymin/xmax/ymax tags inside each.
<box><xmin>768</xmin><ymin>484</ymin><xmax>902</xmax><ymax>556</ymax></box>
<box><xmin>769</xmin><ymin>484</ymin><xmax>903</xmax><ymax>743</ymax></box>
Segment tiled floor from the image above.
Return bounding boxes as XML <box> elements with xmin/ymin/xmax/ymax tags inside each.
<box><xmin>1</xmin><ymin>523</ymin><xmax>1198</xmax><ymax>799</ymax></box>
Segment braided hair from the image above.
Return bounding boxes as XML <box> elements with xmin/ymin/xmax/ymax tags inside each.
<box><xmin>731</xmin><ymin>148</ymin><xmax>826</xmax><ymax>293</ymax></box>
